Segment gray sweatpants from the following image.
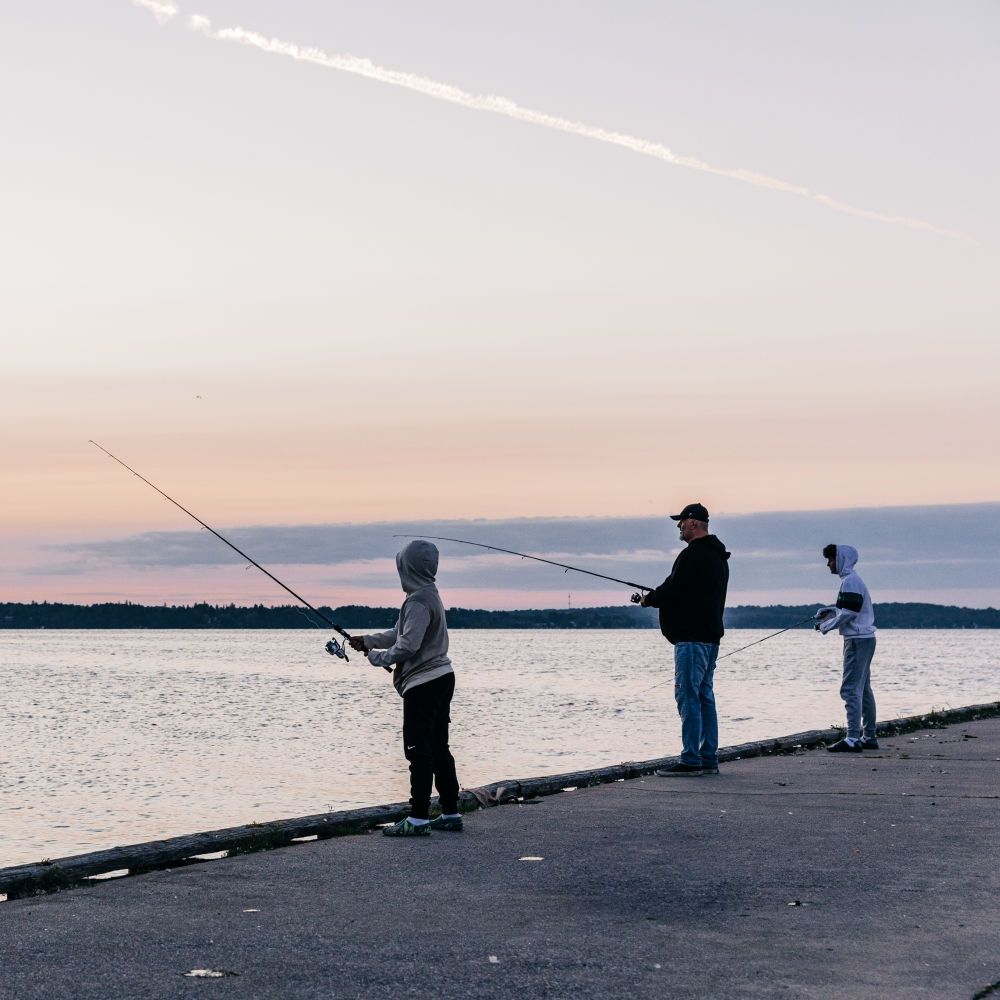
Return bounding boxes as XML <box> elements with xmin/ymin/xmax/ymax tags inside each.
<box><xmin>841</xmin><ymin>637</ymin><xmax>877</xmax><ymax>739</ymax></box>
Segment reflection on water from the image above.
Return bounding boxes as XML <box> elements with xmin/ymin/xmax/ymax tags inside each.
<box><xmin>1</xmin><ymin>629</ymin><xmax>996</xmax><ymax>866</ymax></box>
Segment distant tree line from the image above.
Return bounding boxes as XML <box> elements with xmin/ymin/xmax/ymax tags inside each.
<box><xmin>724</xmin><ymin>603</ymin><xmax>1000</xmax><ymax>629</ymax></box>
<box><xmin>2</xmin><ymin>601</ymin><xmax>999</xmax><ymax>629</ymax></box>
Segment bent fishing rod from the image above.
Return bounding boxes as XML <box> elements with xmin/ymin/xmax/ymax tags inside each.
<box><xmin>89</xmin><ymin>440</ymin><xmax>352</xmax><ymax>661</ymax></box>
<box><xmin>398</xmin><ymin>536</ymin><xmax>822</xmax><ymax>651</ymax></box>
<box><xmin>393</xmin><ymin>534</ymin><xmax>655</xmax><ymax>598</ymax></box>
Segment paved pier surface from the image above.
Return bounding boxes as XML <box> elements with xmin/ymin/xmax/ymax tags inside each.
<box><xmin>2</xmin><ymin>718</ymin><xmax>999</xmax><ymax>1000</ymax></box>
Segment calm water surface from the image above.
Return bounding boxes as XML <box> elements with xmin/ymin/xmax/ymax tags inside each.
<box><xmin>1</xmin><ymin>628</ymin><xmax>997</xmax><ymax>866</ymax></box>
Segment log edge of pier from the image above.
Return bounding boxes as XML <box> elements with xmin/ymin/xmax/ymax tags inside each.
<box><xmin>3</xmin><ymin>699</ymin><xmax>998</xmax><ymax>901</ymax></box>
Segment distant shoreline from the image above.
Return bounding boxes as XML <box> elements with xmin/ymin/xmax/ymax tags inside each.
<box><xmin>2</xmin><ymin>601</ymin><xmax>999</xmax><ymax>629</ymax></box>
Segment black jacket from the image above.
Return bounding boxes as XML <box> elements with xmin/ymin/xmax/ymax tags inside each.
<box><xmin>645</xmin><ymin>534</ymin><xmax>730</xmax><ymax>644</ymax></box>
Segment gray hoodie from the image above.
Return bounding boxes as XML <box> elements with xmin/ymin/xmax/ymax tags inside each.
<box><xmin>817</xmin><ymin>544</ymin><xmax>877</xmax><ymax>638</ymax></box>
<box><xmin>363</xmin><ymin>540</ymin><xmax>453</xmax><ymax>695</ymax></box>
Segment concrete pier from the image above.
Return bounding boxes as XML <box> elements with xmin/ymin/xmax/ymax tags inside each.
<box><xmin>2</xmin><ymin>716</ymin><xmax>998</xmax><ymax>999</ymax></box>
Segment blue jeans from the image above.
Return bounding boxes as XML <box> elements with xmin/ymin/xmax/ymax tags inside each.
<box><xmin>673</xmin><ymin>641</ymin><xmax>720</xmax><ymax>768</ymax></box>
<box><xmin>841</xmin><ymin>637</ymin><xmax>877</xmax><ymax>740</ymax></box>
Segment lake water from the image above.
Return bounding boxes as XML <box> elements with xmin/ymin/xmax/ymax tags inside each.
<box><xmin>1</xmin><ymin>629</ymin><xmax>997</xmax><ymax>867</ymax></box>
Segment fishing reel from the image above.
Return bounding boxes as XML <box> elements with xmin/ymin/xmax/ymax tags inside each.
<box><xmin>325</xmin><ymin>636</ymin><xmax>349</xmax><ymax>661</ymax></box>
<box><xmin>630</xmin><ymin>591</ymin><xmax>645</xmax><ymax>605</ymax></box>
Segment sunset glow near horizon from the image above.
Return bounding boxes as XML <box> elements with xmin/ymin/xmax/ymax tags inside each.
<box><xmin>2</xmin><ymin>2</ymin><xmax>998</xmax><ymax>609</ymax></box>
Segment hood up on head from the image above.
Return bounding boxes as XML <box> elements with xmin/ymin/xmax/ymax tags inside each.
<box><xmin>396</xmin><ymin>539</ymin><xmax>439</xmax><ymax>594</ymax></box>
<box><xmin>836</xmin><ymin>544</ymin><xmax>859</xmax><ymax>577</ymax></box>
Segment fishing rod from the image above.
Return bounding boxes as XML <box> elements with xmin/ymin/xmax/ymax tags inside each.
<box><xmin>89</xmin><ymin>441</ymin><xmax>352</xmax><ymax>661</ymax></box>
<box><xmin>393</xmin><ymin>534</ymin><xmax>655</xmax><ymax>598</ymax></box>
<box><xmin>716</xmin><ymin>615</ymin><xmax>817</xmax><ymax>661</ymax></box>
<box><xmin>398</xmin><ymin>536</ymin><xmax>823</xmax><ymax>650</ymax></box>
<box><xmin>641</xmin><ymin>615</ymin><xmax>818</xmax><ymax>695</ymax></box>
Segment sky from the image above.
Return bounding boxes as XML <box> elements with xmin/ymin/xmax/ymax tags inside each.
<box><xmin>1</xmin><ymin>2</ymin><xmax>998</xmax><ymax>608</ymax></box>
<box><xmin>6</xmin><ymin>504</ymin><xmax>1000</xmax><ymax>611</ymax></box>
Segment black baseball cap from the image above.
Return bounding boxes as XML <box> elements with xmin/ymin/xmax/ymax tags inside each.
<box><xmin>670</xmin><ymin>503</ymin><xmax>709</xmax><ymax>523</ymax></box>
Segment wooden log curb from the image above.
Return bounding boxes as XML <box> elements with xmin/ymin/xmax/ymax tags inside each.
<box><xmin>3</xmin><ymin>700</ymin><xmax>997</xmax><ymax>901</ymax></box>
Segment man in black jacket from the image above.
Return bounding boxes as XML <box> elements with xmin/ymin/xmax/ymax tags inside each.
<box><xmin>641</xmin><ymin>503</ymin><xmax>730</xmax><ymax>776</ymax></box>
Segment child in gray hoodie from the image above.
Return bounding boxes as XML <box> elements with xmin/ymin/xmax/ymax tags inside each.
<box><xmin>349</xmin><ymin>540</ymin><xmax>462</xmax><ymax>836</ymax></box>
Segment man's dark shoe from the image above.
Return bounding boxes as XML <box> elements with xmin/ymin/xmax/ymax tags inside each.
<box><xmin>655</xmin><ymin>763</ymin><xmax>703</xmax><ymax>776</ymax></box>
<box><xmin>382</xmin><ymin>818</ymin><xmax>430</xmax><ymax>837</ymax></box>
<box><xmin>702</xmin><ymin>765</ymin><xmax>720</xmax><ymax>775</ymax></box>
<box><xmin>827</xmin><ymin>739</ymin><xmax>863</xmax><ymax>753</ymax></box>
<box><xmin>858</xmin><ymin>737</ymin><xmax>879</xmax><ymax>750</ymax></box>
<box><xmin>429</xmin><ymin>814</ymin><xmax>463</xmax><ymax>832</ymax></box>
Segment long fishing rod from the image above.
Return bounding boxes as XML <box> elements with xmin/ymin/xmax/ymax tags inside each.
<box><xmin>642</xmin><ymin>614</ymin><xmax>818</xmax><ymax>695</ymax></box>
<box><xmin>399</xmin><ymin>536</ymin><xmax>824</xmax><ymax>650</ymax></box>
<box><xmin>393</xmin><ymin>534</ymin><xmax>655</xmax><ymax>597</ymax></box>
<box><xmin>89</xmin><ymin>441</ymin><xmax>352</xmax><ymax>660</ymax></box>
<box><xmin>716</xmin><ymin>615</ymin><xmax>817</xmax><ymax>661</ymax></box>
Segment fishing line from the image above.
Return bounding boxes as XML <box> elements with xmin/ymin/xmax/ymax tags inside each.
<box><xmin>89</xmin><ymin>440</ymin><xmax>352</xmax><ymax>660</ymax></box>
<box><xmin>293</xmin><ymin>606</ymin><xmax>321</xmax><ymax>629</ymax></box>
<box><xmin>394</xmin><ymin>534</ymin><xmax>654</xmax><ymax>598</ymax></box>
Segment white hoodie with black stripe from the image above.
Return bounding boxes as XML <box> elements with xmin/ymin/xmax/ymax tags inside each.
<box><xmin>817</xmin><ymin>545</ymin><xmax>876</xmax><ymax>638</ymax></box>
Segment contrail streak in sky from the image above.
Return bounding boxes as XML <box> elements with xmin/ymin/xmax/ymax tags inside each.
<box><xmin>148</xmin><ymin>8</ymin><xmax>973</xmax><ymax>242</ymax></box>
<box><xmin>133</xmin><ymin>0</ymin><xmax>178</xmax><ymax>25</ymax></box>
<box><xmin>186</xmin><ymin>16</ymin><xmax>811</xmax><ymax>198</ymax></box>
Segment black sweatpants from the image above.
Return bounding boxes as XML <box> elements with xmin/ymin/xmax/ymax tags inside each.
<box><xmin>402</xmin><ymin>672</ymin><xmax>459</xmax><ymax>820</ymax></box>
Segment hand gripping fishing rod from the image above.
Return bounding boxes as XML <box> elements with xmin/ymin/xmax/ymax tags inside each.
<box><xmin>89</xmin><ymin>441</ymin><xmax>352</xmax><ymax>661</ymax></box>
<box><xmin>393</xmin><ymin>534</ymin><xmax>655</xmax><ymax>598</ymax></box>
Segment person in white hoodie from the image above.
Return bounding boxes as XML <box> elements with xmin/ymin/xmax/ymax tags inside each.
<box><xmin>349</xmin><ymin>540</ymin><xmax>462</xmax><ymax>836</ymax></box>
<box><xmin>815</xmin><ymin>543</ymin><xmax>878</xmax><ymax>753</ymax></box>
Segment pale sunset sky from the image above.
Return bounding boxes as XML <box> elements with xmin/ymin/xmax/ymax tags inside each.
<box><xmin>2</xmin><ymin>2</ymin><xmax>997</xmax><ymax>608</ymax></box>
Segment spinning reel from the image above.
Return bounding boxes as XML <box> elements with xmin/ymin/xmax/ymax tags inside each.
<box><xmin>325</xmin><ymin>636</ymin><xmax>350</xmax><ymax>660</ymax></box>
